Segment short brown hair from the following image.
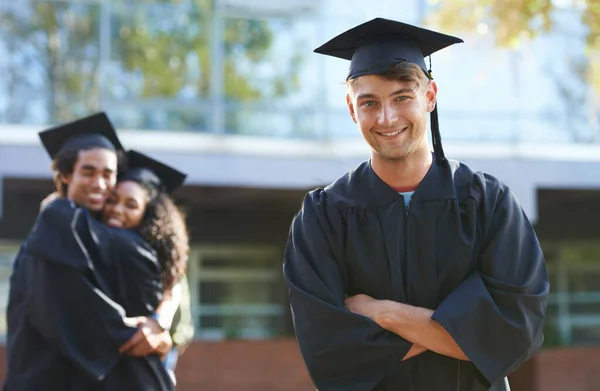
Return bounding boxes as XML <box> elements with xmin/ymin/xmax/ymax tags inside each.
<box><xmin>51</xmin><ymin>147</ymin><xmax>126</xmax><ymax>196</ymax></box>
<box><xmin>348</xmin><ymin>61</ymin><xmax>430</xmax><ymax>90</ymax></box>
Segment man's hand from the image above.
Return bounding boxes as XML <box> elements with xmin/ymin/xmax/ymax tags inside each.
<box><xmin>40</xmin><ymin>191</ymin><xmax>62</xmax><ymax>210</ymax></box>
<box><xmin>119</xmin><ymin>316</ymin><xmax>172</xmax><ymax>359</ymax></box>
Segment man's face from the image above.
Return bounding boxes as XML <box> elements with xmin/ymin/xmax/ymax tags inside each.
<box><xmin>346</xmin><ymin>75</ymin><xmax>437</xmax><ymax>163</ymax></box>
<box><xmin>61</xmin><ymin>148</ymin><xmax>118</xmax><ymax>212</ymax></box>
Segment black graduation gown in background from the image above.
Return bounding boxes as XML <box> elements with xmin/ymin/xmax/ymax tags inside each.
<box><xmin>283</xmin><ymin>157</ymin><xmax>549</xmax><ymax>391</ymax></box>
<box><xmin>4</xmin><ymin>199</ymin><xmax>173</xmax><ymax>391</ymax></box>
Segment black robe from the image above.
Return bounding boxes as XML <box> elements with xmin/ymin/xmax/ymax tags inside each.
<box><xmin>4</xmin><ymin>199</ymin><xmax>173</xmax><ymax>390</ymax></box>
<box><xmin>283</xmin><ymin>157</ymin><xmax>549</xmax><ymax>391</ymax></box>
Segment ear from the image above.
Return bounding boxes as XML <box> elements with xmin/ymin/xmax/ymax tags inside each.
<box><xmin>59</xmin><ymin>172</ymin><xmax>72</xmax><ymax>187</ymax></box>
<box><xmin>346</xmin><ymin>93</ymin><xmax>357</xmax><ymax>124</ymax></box>
<box><xmin>426</xmin><ymin>80</ymin><xmax>438</xmax><ymax>113</ymax></box>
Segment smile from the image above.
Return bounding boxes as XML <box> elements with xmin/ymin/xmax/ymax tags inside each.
<box><xmin>377</xmin><ymin>127</ymin><xmax>406</xmax><ymax>137</ymax></box>
<box><xmin>88</xmin><ymin>193</ymin><xmax>105</xmax><ymax>202</ymax></box>
<box><xmin>106</xmin><ymin>217</ymin><xmax>123</xmax><ymax>228</ymax></box>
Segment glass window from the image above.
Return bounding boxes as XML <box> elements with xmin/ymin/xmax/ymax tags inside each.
<box><xmin>0</xmin><ymin>243</ymin><xmax>20</xmax><ymax>340</ymax></box>
<box><xmin>544</xmin><ymin>243</ymin><xmax>600</xmax><ymax>347</ymax></box>
<box><xmin>221</xmin><ymin>15</ymin><xmax>324</xmax><ymax>138</ymax></box>
<box><xmin>190</xmin><ymin>246</ymin><xmax>286</xmax><ymax>340</ymax></box>
<box><xmin>105</xmin><ymin>0</ymin><xmax>213</xmax><ymax>132</ymax></box>
<box><xmin>1</xmin><ymin>0</ymin><xmax>597</xmax><ymax>146</ymax></box>
<box><xmin>0</xmin><ymin>1</ymin><xmax>102</xmax><ymax>125</ymax></box>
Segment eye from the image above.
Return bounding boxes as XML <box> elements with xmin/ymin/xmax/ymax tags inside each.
<box><xmin>361</xmin><ymin>100</ymin><xmax>377</xmax><ymax>107</ymax></box>
<box><xmin>395</xmin><ymin>96</ymin><xmax>409</xmax><ymax>101</ymax></box>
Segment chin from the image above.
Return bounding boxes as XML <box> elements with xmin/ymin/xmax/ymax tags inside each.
<box><xmin>375</xmin><ymin>149</ymin><xmax>409</xmax><ymax>161</ymax></box>
<box><xmin>86</xmin><ymin>203</ymin><xmax>104</xmax><ymax>212</ymax></box>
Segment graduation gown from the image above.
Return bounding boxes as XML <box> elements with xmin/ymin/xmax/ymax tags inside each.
<box><xmin>283</xmin><ymin>157</ymin><xmax>549</xmax><ymax>391</ymax></box>
<box><xmin>4</xmin><ymin>199</ymin><xmax>173</xmax><ymax>391</ymax></box>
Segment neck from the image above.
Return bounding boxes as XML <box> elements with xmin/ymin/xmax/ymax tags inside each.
<box><xmin>371</xmin><ymin>147</ymin><xmax>433</xmax><ymax>190</ymax></box>
<box><xmin>67</xmin><ymin>196</ymin><xmax>102</xmax><ymax>220</ymax></box>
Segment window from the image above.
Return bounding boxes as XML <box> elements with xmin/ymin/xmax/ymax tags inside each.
<box><xmin>105</xmin><ymin>1</ymin><xmax>213</xmax><ymax>132</ymax></box>
<box><xmin>1</xmin><ymin>1</ymin><xmax>102</xmax><ymax>124</ymax></box>
<box><xmin>220</xmin><ymin>14</ymin><xmax>323</xmax><ymax>138</ymax></box>
<box><xmin>188</xmin><ymin>246</ymin><xmax>286</xmax><ymax>340</ymax></box>
<box><xmin>544</xmin><ymin>242</ymin><xmax>600</xmax><ymax>347</ymax></box>
<box><xmin>0</xmin><ymin>243</ymin><xmax>20</xmax><ymax>340</ymax></box>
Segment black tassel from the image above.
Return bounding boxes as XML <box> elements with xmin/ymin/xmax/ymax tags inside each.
<box><xmin>428</xmin><ymin>58</ymin><xmax>445</xmax><ymax>164</ymax></box>
<box><xmin>431</xmin><ymin>104</ymin><xmax>446</xmax><ymax>164</ymax></box>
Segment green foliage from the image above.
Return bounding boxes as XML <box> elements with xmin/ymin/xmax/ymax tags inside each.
<box><xmin>430</xmin><ymin>0</ymin><xmax>553</xmax><ymax>47</ymax></box>
<box><xmin>542</xmin><ymin>318</ymin><xmax>563</xmax><ymax>348</ymax></box>
<box><xmin>1</xmin><ymin>0</ymin><xmax>302</xmax><ymax>130</ymax></box>
<box><xmin>429</xmin><ymin>0</ymin><xmax>600</xmax><ymax>91</ymax></box>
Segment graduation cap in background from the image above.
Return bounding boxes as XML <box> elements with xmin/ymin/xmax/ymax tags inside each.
<box><xmin>314</xmin><ymin>18</ymin><xmax>463</xmax><ymax>163</ymax></box>
<box><xmin>120</xmin><ymin>150</ymin><xmax>187</xmax><ymax>195</ymax></box>
<box><xmin>39</xmin><ymin>112</ymin><xmax>124</xmax><ymax>159</ymax></box>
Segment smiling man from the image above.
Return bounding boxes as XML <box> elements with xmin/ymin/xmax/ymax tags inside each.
<box><xmin>283</xmin><ymin>18</ymin><xmax>549</xmax><ymax>391</ymax></box>
<box><xmin>43</xmin><ymin>114</ymin><xmax>122</xmax><ymax>212</ymax></box>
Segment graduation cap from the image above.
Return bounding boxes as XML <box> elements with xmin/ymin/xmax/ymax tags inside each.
<box><xmin>39</xmin><ymin>112</ymin><xmax>124</xmax><ymax>159</ymax></box>
<box><xmin>314</xmin><ymin>18</ymin><xmax>464</xmax><ymax>163</ymax></box>
<box><xmin>120</xmin><ymin>150</ymin><xmax>187</xmax><ymax>194</ymax></box>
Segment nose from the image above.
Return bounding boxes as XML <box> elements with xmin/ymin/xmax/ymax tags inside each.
<box><xmin>111</xmin><ymin>203</ymin><xmax>124</xmax><ymax>216</ymax></box>
<box><xmin>377</xmin><ymin>103</ymin><xmax>398</xmax><ymax>127</ymax></box>
<box><xmin>91</xmin><ymin>175</ymin><xmax>108</xmax><ymax>191</ymax></box>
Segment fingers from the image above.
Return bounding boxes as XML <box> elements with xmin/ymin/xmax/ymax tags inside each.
<box><xmin>119</xmin><ymin>318</ymin><xmax>172</xmax><ymax>357</ymax></box>
<box><xmin>124</xmin><ymin>341</ymin><xmax>154</xmax><ymax>357</ymax></box>
<box><xmin>155</xmin><ymin>332</ymin><xmax>173</xmax><ymax>357</ymax></box>
<box><xmin>123</xmin><ymin>316</ymin><xmax>146</xmax><ymax>327</ymax></box>
<box><xmin>118</xmin><ymin>328</ymin><xmax>144</xmax><ymax>354</ymax></box>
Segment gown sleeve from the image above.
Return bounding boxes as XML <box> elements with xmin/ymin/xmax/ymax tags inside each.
<box><xmin>431</xmin><ymin>175</ymin><xmax>549</xmax><ymax>386</ymax></box>
<box><xmin>35</xmin><ymin>198</ymin><xmax>163</xmax><ymax>316</ymax></box>
<box><xmin>111</xmin><ymin>230</ymin><xmax>163</xmax><ymax>317</ymax></box>
<box><xmin>283</xmin><ymin>190</ymin><xmax>412</xmax><ymax>391</ymax></box>
<box><xmin>25</xmin><ymin>248</ymin><xmax>137</xmax><ymax>381</ymax></box>
<box><xmin>25</xmin><ymin>199</ymin><xmax>138</xmax><ymax>381</ymax></box>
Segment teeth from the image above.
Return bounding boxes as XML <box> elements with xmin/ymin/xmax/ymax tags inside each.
<box><xmin>107</xmin><ymin>218</ymin><xmax>122</xmax><ymax>227</ymax></box>
<box><xmin>381</xmin><ymin>130</ymin><xmax>402</xmax><ymax>137</ymax></box>
<box><xmin>89</xmin><ymin>194</ymin><xmax>104</xmax><ymax>201</ymax></box>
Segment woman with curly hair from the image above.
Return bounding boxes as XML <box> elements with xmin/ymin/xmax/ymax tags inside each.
<box><xmin>101</xmin><ymin>150</ymin><xmax>193</xmax><ymax>384</ymax></box>
<box><xmin>103</xmin><ymin>150</ymin><xmax>189</xmax><ymax>298</ymax></box>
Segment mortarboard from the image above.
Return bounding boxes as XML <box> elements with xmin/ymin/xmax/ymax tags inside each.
<box><xmin>120</xmin><ymin>150</ymin><xmax>187</xmax><ymax>194</ymax></box>
<box><xmin>314</xmin><ymin>18</ymin><xmax>463</xmax><ymax>163</ymax></box>
<box><xmin>39</xmin><ymin>112</ymin><xmax>124</xmax><ymax>159</ymax></box>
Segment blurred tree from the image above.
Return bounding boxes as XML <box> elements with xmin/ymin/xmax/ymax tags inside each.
<box><xmin>429</xmin><ymin>0</ymin><xmax>600</xmax><ymax>142</ymax></box>
<box><xmin>1</xmin><ymin>2</ymin><xmax>101</xmax><ymax>122</ymax></box>
<box><xmin>0</xmin><ymin>0</ymin><xmax>302</xmax><ymax>131</ymax></box>
<box><xmin>429</xmin><ymin>0</ymin><xmax>600</xmax><ymax>91</ymax></box>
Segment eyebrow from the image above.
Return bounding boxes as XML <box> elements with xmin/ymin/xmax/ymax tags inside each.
<box><xmin>80</xmin><ymin>164</ymin><xmax>115</xmax><ymax>174</ymax></box>
<box><xmin>356</xmin><ymin>88</ymin><xmax>415</xmax><ymax>101</ymax></box>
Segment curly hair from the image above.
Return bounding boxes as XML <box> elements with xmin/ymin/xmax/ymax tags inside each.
<box><xmin>135</xmin><ymin>186</ymin><xmax>189</xmax><ymax>294</ymax></box>
<box><xmin>51</xmin><ymin>147</ymin><xmax>126</xmax><ymax>196</ymax></box>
